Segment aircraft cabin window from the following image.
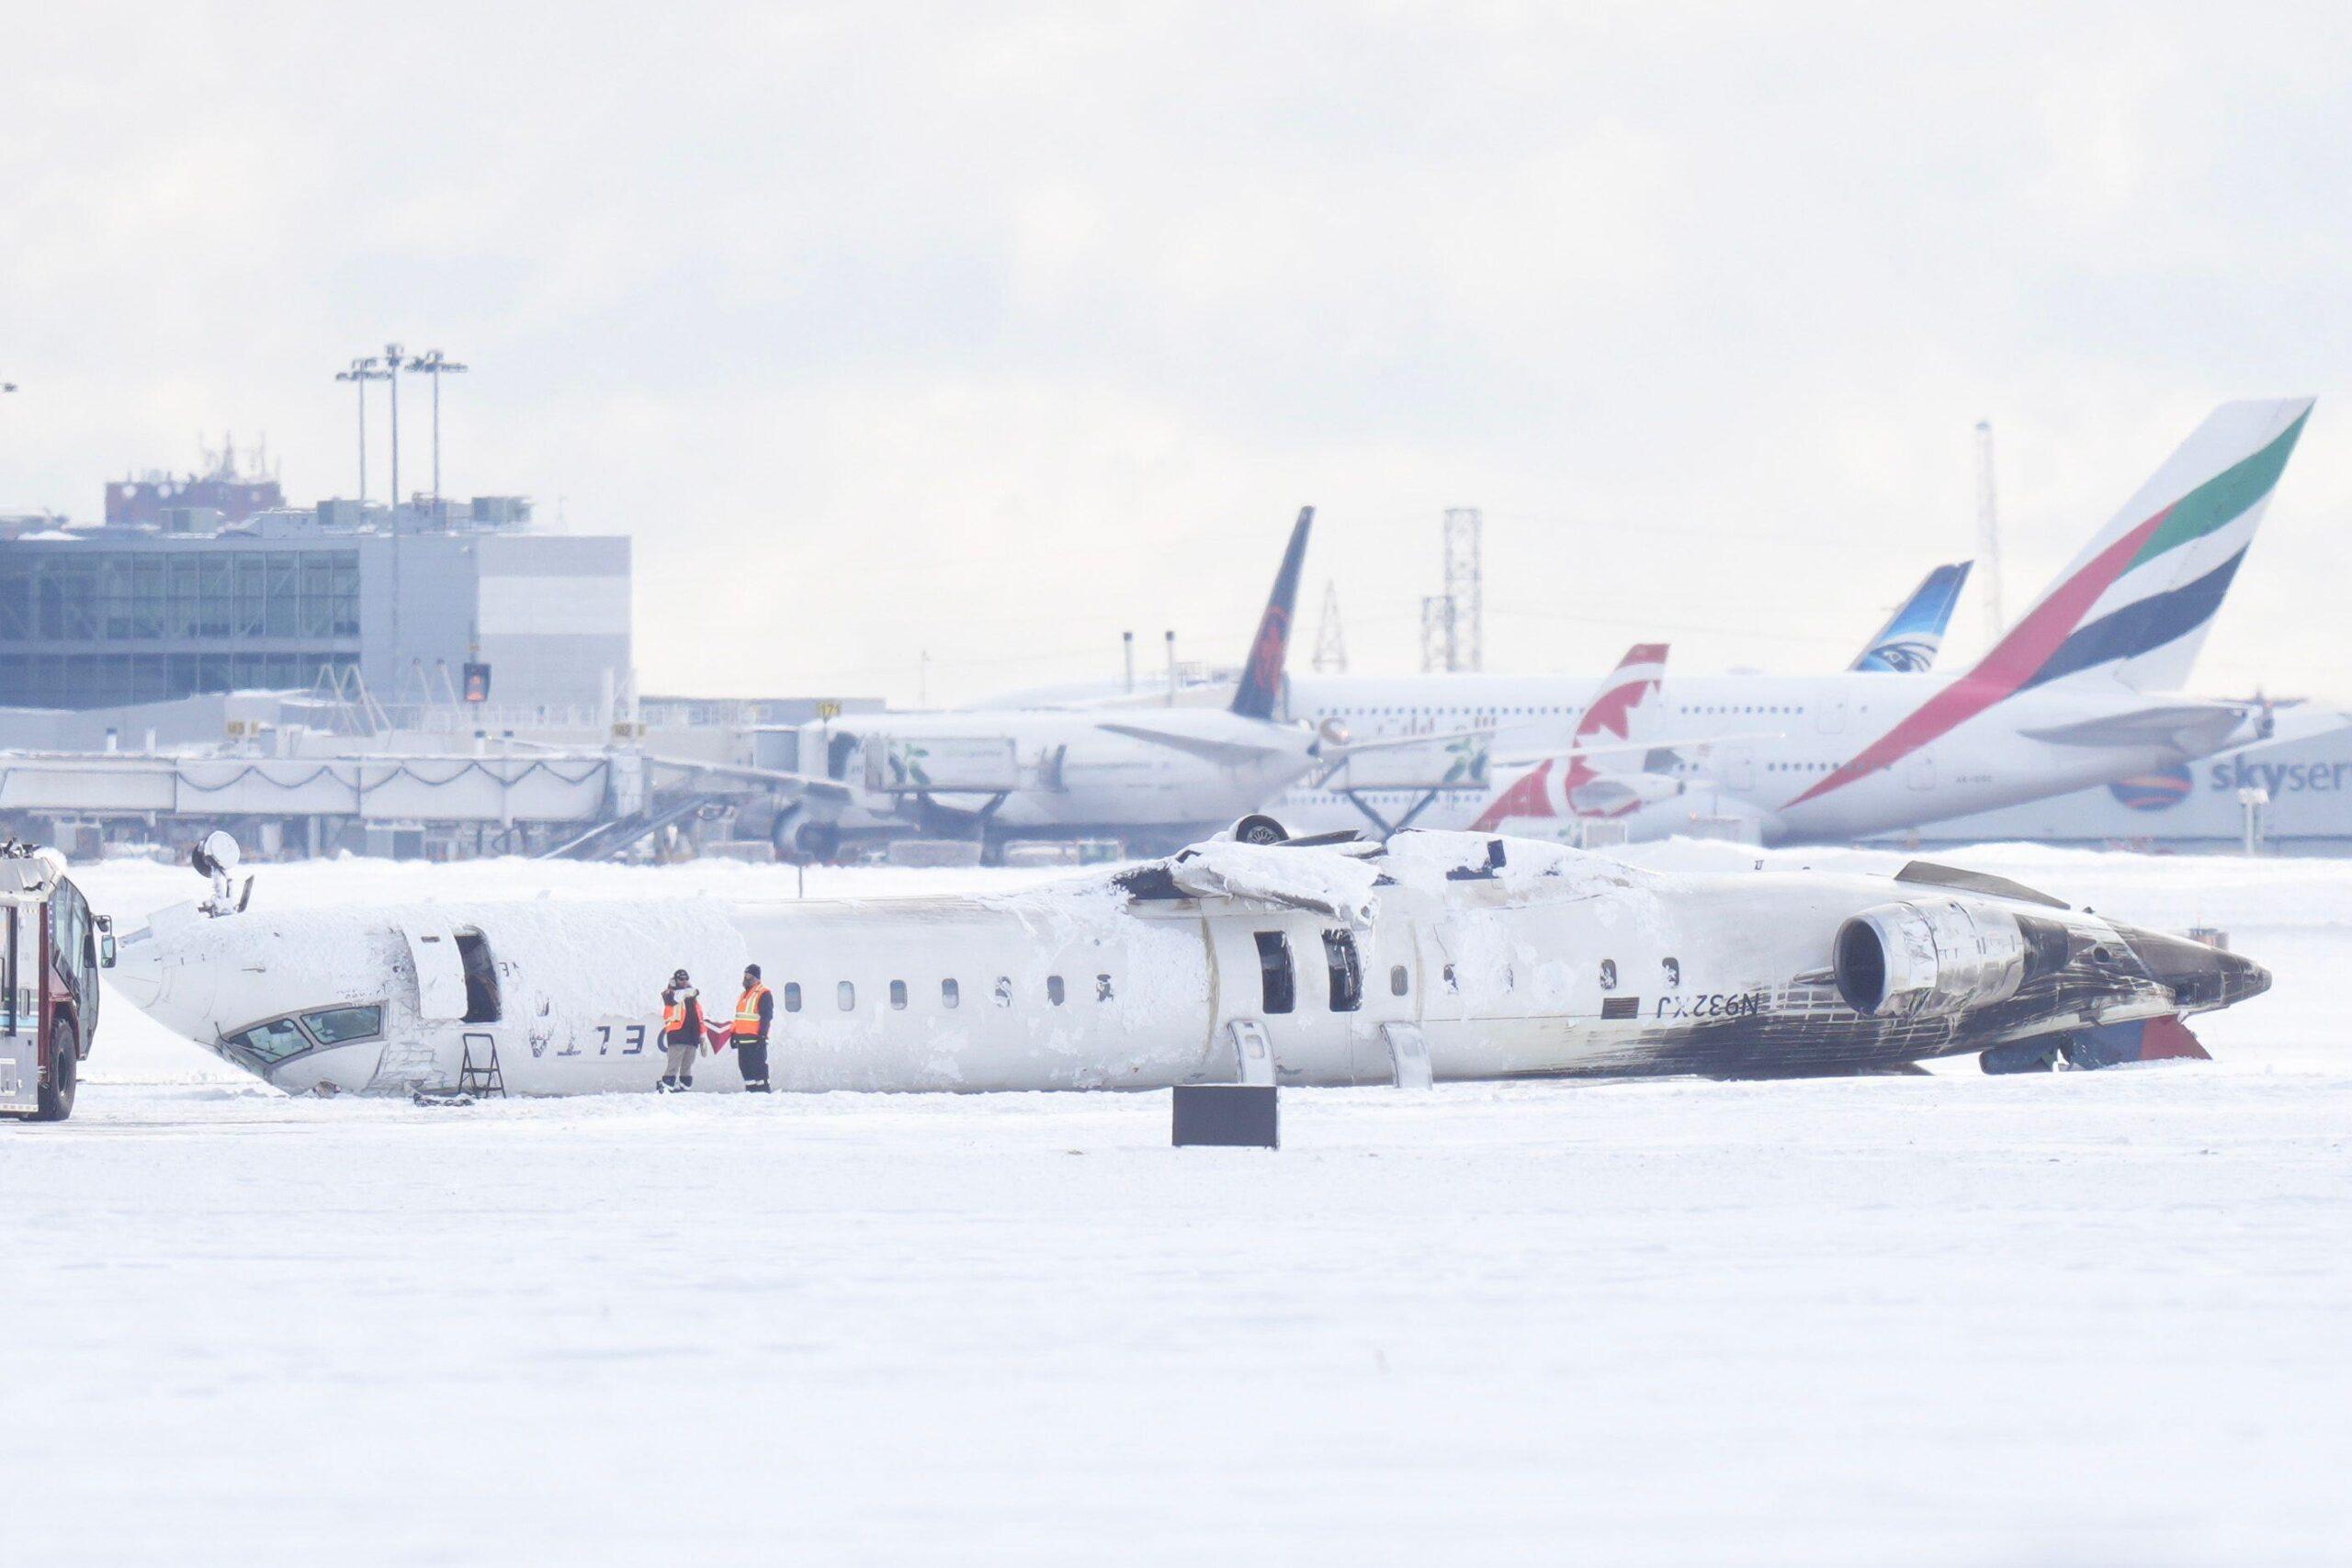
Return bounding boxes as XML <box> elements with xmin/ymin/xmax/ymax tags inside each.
<box><xmin>1047</xmin><ymin>976</ymin><xmax>1066</xmax><ymax>1006</ymax></box>
<box><xmin>942</xmin><ymin>978</ymin><xmax>960</xmax><ymax>1009</ymax></box>
<box><xmin>1600</xmin><ymin>960</ymin><xmax>1618</xmax><ymax>992</ymax></box>
<box><xmin>889</xmin><ymin>980</ymin><xmax>908</xmax><ymax>1010</ymax></box>
<box><xmin>1662</xmin><ymin>957</ymin><xmax>1681</xmax><ymax>988</ymax></box>
<box><xmin>837</xmin><ymin>981</ymin><xmax>856</xmax><ymax>1011</ymax></box>
<box><xmin>784</xmin><ymin>983</ymin><xmax>802</xmax><ymax>1013</ymax></box>
<box><xmin>994</xmin><ymin>976</ymin><xmax>1012</xmax><ymax>1007</ymax></box>
<box><xmin>1254</xmin><ymin>931</ymin><xmax>1296</xmax><ymax>1015</ymax></box>
<box><xmin>303</xmin><ymin>1005</ymin><xmax>383</xmax><ymax>1045</ymax></box>
<box><xmin>1390</xmin><ymin>964</ymin><xmax>1409</xmax><ymax>997</ymax></box>
<box><xmin>1096</xmin><ymin>973</ymin><xmax>1113</xmax><ymax>1002</ymax></box>
<box><xmin>1323</xmin><ymin>930</ymin><xmax>1363</xmax><ymax>1012</ymax></box>
<box><xmin>1442</xmin><ymin>963</ymin><xmax>1458</xmax><ymax>993</ymax></box>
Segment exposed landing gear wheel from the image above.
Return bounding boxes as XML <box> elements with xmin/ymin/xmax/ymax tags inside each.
<box><xmin>34</xmin><ymin>1020</ymin><xmax>77</xmax><ymax>1122</ymax></box>
<box><xmin>1233</xmin><ymin>814</ymin><xmax>1288</xmax><ymax>846</ymax></box>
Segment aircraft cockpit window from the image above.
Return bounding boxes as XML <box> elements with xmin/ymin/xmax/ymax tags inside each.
<box><xmin>1322</xmin><ymin>931</ymin><xmax>1363</xmax><ymax>1012</ymax></box>
<box><xmin>224</xmin><ymin>1016</ymin><xmax>312</xmax><ymax>1063</ymax></box>
<box><xmin>303</xmin><ymin>1005</ymin><xmax>383</xmax><ymax>1045</ymax></box>
<box><xmin>1254</xmin><ymin>932</ymin><xmax>1295</xmax><ymax>1015</ymax></box>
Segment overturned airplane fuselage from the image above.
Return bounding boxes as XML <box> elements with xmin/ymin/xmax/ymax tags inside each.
<box><xmin>107</xmin><ymin>831</ymin><xmax>2268</xmax><ymax>1096</ymax></box>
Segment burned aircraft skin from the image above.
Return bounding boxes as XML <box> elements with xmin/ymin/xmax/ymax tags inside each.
<box><xmin>107</xmin><ymin>829</ymin><xmax>2269</xmax><ymax>1098</ymax></box>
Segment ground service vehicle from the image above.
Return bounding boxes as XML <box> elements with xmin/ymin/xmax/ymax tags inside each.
<box><xmin>3</xmin><ymin>841</ymin><xmax>111</xmax><ymax>1123</ymax></box>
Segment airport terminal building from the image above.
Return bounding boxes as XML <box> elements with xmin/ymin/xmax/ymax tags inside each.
<box><xmin>0</xmin><ymin>498</ymin><xmax>630</xmax><ymax>717</ymax></box>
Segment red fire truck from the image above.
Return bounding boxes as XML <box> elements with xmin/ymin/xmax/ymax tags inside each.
<box><xmin>3</xmin><ymin>841</ymin><xmax>112</xmax><ymax>1123</ymax></box>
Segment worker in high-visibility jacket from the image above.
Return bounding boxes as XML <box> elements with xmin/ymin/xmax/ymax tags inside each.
<box><xmin>733</xmin><ymin>964</ymin><xmax>775</xmax><ymax>1092</ymax></box>
<box><xmin>658</xmin><ymin>969</ymin><xmax>704</xmax><ymax>1093</ymax></box>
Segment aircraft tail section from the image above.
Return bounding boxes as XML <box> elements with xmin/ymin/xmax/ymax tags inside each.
<box><xmin>1849</xmin><ymin>562</ymin><xmax>1971</xmax><ymax>672</ymax></box>
<box><xmin>1990</xmin><ymin>398</ymin><xmax>2312</xmax><ymax>695</ymax></box>
<box><xmin>1230</xmin><ymin>506</ymin><xmax>1313</xmax><ymax>721</ymax></box>
<box><xmin>1787</xmin><ymin>400</ymin><xmax>2313</xmax><ymax>810</ymax></box>
<box><xmin>1473</xmin><ymin>644</ymin><xmax>1668</xmax><ymax>828</ymax></box>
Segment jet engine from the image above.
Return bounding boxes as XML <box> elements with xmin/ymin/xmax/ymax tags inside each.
<box><xmin>1832</xmin><ymin>897</ymin><xmax>2072</xmax><ymax>1019</ymax></box>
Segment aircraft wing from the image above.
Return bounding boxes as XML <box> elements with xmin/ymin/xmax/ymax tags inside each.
<box><xmin>641</xmin><ymin>753</ymin><xmax>856</xmax><ymax>807</ymax></box>
<box><xmin>2017</xmin><ymin>705</ymin><xmax>2257</xmax><ymax>750</ymax></box>
<box><xmin>1094</xmin><ymin>722</ymin><xmax>1295</xmax><ymax>767</ymax></box>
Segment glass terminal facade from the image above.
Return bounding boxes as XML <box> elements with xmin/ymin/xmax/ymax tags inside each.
<box><xmin>0</xmin><ymin>544</ymin><xmax>362</xmax><ymax>707</ymax></box>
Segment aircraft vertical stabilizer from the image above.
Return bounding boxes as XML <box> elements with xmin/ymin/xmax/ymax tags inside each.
<box><xmin>1787</xmin><ymin>400</ymin><xmax>2312</xmax><ymax>809</ymax></box>
<box><xmin>1229</xmin><ymin>507</ymin><xmax>1314</xmax><ymax>721</ymax></box>
<box><xmin>1850</xmin><ymin>561</ymin><xmax>1972</xmax><ymax>672</ymax></box>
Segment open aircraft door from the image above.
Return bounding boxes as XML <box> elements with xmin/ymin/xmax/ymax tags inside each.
<box><xmin>397</xmin><ymin>919</ymin><xmax>472</xmax><ymax>1023</ymax></box>
<box><xmin>2</xmin><ymin>901</ymin><xmax>39</xmax><ymax>1113</ymax></box>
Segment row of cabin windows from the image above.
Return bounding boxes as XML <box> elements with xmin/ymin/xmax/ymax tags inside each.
<box><xmin>778</xmin><ymin>975</ymin><xmax>1115</xmax><ymax>1013</ymax></box>
<box><xmin>1251</xmin><ymin>931</ymin><xmax>1686</xmax><ymax>1012</ymax></box>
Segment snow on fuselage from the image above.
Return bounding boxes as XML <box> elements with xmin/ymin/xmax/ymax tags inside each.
<box><xmin>106</xmin><ymin>832</ymin><xmax>2269</xmax><ymax>1099</ymax></box>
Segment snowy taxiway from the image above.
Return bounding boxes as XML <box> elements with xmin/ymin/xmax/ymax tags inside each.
<box><xmin>6</xmin><ymin>844</ymin><xmax>2347</xmax><ymax>1564</ymax></box>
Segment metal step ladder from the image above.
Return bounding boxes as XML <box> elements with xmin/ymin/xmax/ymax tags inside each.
<box><xmin>457</xmin><ymin>1032</ymin><xmax>505</xmax><ymax>1098</ymax></box>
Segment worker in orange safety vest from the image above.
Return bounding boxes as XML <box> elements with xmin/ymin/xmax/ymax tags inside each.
<box><xmin>658</xmin><ymin>969</ymin><xmax>704</xmax><ymax>1093</ymax></box>
<box><xmin>733</xmin><ymin>964</ymin><xmax>775</xmax><ymax>1092</ymax></box>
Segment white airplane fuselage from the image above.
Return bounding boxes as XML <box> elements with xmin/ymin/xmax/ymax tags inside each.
<box><xmin>805</xmin><ymin>706</ymin><xmax>1322</xmax><ymax>847</ymax></box>
<box><xmin>1277</xmin><ymin>671</ymin><xmax>2254</xmax><ymax>843</ymax></box>
<box><xmin>108</xmin><ymin>832</ymin><xmax>2266</xmax><ymax>1098</ymax></box>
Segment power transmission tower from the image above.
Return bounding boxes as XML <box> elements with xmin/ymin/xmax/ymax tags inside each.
<box><xmin>1428</xmin><ymin>507</ymin><xmax>1484</xmax><ymax>672</ymax></box>
<box><xmin>1975</xmin><ymin>421</ymin><xmax>2005</xmax><ymax>644</ymax></box>
<box><xmin>1419</xmin><ymin>597</ymin><xmax>1449</xmax><ymax>673</ymax></box>
<box><xmin>1311</xmin><ymin>580</ymin><xmax>1349</xmax><ymax>673</ymax></box>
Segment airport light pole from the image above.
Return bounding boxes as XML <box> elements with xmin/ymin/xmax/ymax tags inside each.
<box><xmin>403</xmin><ymin>349</ymin><xmax>469</xmax><ymax>508</ymax></box>
<box><xmin>334</xmin><ymin>357</ymin><xmax>390</xmax><ymax>504</ymax></box>
<box><xmin>382</xmin><ymin>342</ymin><xmax>406</xmax><ymax>512</ymax></box>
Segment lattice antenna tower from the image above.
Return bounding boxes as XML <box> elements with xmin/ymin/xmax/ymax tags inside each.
<box><xmin>1310</xmin><ymin>579</ymin><xmax>1349</xmax><ymax>674</ymax></box>
<box><xmin>1442</xmin><ymin>507</ymin><xmax>1483</xmax><ymax>671</ymax></box>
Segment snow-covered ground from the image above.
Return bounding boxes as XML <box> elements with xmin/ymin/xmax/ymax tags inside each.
<box><xmin>6</xmin><ymin>845</ymin><xmax>2348</xmax><ymax>1564</ymax></box>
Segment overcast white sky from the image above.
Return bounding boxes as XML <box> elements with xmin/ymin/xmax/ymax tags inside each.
<box><xmin>4</xmin><ymin>2</ymin><xmax>2348</xmax><ymax>705</ymax></box>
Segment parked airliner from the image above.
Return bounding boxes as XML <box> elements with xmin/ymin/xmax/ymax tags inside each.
<box><xmin>1276</xmin><ymin>399</ymin><xmax>2318</xmax><ymax>845</ymax></box>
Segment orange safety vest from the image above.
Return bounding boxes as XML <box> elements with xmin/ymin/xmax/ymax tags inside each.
<box><xmin>662</xmin><ymin>999</ymin><xmax>689</xmax><ymax>1040</ymax></box>
<box><xmin>735</xmin><ymin>984</ymin><xmax>771</xmax><ymax>1036</ymax></box>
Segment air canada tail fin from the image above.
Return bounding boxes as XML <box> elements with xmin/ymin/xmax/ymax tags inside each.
<box><xmin>1574</xmin><ymin>642</ymin><xmax>1669</xmax><ymax>748</ymax></box>
<box><xmin>1977</xmin><ymin>398</ymin><xmax>2312</xmax><ymax>696</ymax></box>
<box><xmin>1849</xmin><ymin>562</ymin><xmax>1972</xmax><ymax>672</ymax></box>
<box><xmin>1230</xmin><ymin>506</ymin><xmax>1313</xmax><ymax>721</ymax></box>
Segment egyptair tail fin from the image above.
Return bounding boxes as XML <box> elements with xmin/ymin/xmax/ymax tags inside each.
<box><xmin>1229</xmin><ymin>507</ymin><xmax>1313</xmax><ymax>721</ymax></box>
<box><xmin>1849</xmin><ymin>562</ymin><xmax>1972</xmax><ymax>672</ymax></box>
